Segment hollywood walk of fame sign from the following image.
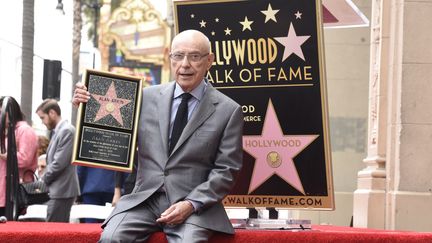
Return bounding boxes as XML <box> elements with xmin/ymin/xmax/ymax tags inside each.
<box><xmin>174</xmin><ymin>0</ymin><xmax>334</xmax><ymax>209</ymax></box>
<box><xmin>72</xmin><ymin>69</ymin><xmax>142</xmax><ymax>172</ymax></box>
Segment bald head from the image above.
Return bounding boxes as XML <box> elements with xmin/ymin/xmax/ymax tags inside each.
<box><xmin>169</xmin><ymin>29</ymin><xmax>214</xmax><ymax>92</ymax></box>
<box><xmin>171</xmin><ymin>29</ymin><xmax>211</xmax><ymax>55</ymax></box>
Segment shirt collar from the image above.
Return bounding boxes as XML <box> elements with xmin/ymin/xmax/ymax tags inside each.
<box><xmin>53</xmin><ymin>119</ymin><xmax>66</xmax><ymax>133</ymax></box>
<box><xmin>174</xmin><ymin>79</ymin><xmax>207</xmax><ymax>101</ymax></box>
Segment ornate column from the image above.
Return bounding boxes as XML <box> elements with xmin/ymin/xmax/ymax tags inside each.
<box><xmin>385</xmin><ymin>0</ymin><xmax>432</xmax><ymax>231</ymax></box>
<box><xmin>353</xmin><ymin>0</ymin><xmax>390</xmax><ymax>229</ymax></box>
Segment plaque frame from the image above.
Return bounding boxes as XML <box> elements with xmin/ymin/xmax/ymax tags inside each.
<box><xmin>72</xmin><ymin>69</ymin><xmax>142</xmax><ymax>172</ymax></box>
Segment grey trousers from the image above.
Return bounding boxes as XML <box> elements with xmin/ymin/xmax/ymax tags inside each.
<box><xmin>46</xmin><ymin>197</ymin><xmax>75</xmax><ymax>222</ymax></box>
<box><xmin>99</xmin><ymin>192</ymin><xmax>212</xmax><ymax>243</ymax></box>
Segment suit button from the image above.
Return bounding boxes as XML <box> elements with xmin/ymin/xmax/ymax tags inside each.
<box><xmin>164</xmin><ymin>171</ymin><xmax>169</xmax><ymax>176</ymax></box>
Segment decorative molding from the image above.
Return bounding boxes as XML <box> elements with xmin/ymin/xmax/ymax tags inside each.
<box><xmin>100</xmin><ymin>0</ymin><xmax>171</xmax><ymax>83</ymax></box>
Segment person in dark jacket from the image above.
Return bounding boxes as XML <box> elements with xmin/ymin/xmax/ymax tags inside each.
<box><xmin>77</xmin><ymin>166</ymin><xmax>119</xmax><ymax>223</ymax></box>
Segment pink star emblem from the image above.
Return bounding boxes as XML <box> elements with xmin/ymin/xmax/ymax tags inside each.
<box><xmin>274</xmin><ymin>22</ymin><xmax>311</xmax><ymax>61</ymax></box>
<box><xmin>243</xmin><ymin>100</ymin><xmax>318</xmax><ymax>194</ymax></box>
<box><xmin>91</xmin><ymin>82</ymin><xmax>131</xmax><ymax>127</ymax></box>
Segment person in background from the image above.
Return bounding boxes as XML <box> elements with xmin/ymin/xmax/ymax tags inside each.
<box><xmin>37</xmin><ymin>155</ymin><xmax>47</xmax><ymax>179</ymax></box>
<box><xmin>35</xmin><ymin>99</ymin><xmax>80</xmax><ymax>222</ymax></box>
<box><xmin>77</xmin><ymin>166</ymin><xmax>117</xmax><ymax>223</ymax></box>
<box><xmin>36</xmin><ymin>135</ymin><xmax>49</xmax><ymax>179</ymax></box>
<box><xmin>0</xmin><ymin>96</ymin><xmax>38</xmax><ymax>217</ymax></box>
<box><xmin>73</xmin><ymin>29</ymin><xmax>244</xmax><ymax>242</ymax></box>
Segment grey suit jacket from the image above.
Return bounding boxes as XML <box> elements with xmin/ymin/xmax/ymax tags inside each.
<box><xmin>43</xmin><ymin>120</ymin><xmax>80</xmax><ymax>199</ymax></box>
<box><xmin>105</xmin><ymin>81</ymin><xmax>243</xmax><ymax>234</ymax></box>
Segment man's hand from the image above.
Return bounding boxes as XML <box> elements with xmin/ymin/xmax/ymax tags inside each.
<box><xmin>111</xmin><ymin>187</ymin><xmax>122</xmax><ymax>207</ymax></box>
<box><xmin>156</xmin><ymin>200</ymin><xmax>194</xmax><ymax>226</ymax></box>
<box><xmin>72</xmin><ymin>82</ymin><xmax>90</xmax><ymax>107</ymax></box>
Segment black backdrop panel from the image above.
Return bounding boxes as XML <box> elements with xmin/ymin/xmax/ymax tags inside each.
<box><xmin>174</xmin><ymin>0</ymin><xmax>334</xmax><ymax>210</ymax></box>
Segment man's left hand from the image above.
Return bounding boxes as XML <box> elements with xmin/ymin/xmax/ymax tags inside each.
<box><xmin>156</xmin><ymin>200</ymin><xmax>194</xmax><ymax>226</ymax></box>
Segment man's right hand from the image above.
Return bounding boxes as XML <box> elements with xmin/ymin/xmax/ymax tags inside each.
<box><xmin>72</xmin><ymin>82</ymin><xmax>90</xmax><ymax>107</ymax></box>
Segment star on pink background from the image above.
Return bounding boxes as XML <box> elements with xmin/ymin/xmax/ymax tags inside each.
<box><xmin>274</xmin><ymin>22</ymin><xmax>311</xmax><ymax>61</ymax></box>
<box><xmin>243</xmin><ymin>100</ymin><xmax>319</xmax><ymax>194</ymax></box>
<box><xmin>91</xmin><ymin>82</ymin><xmax>131</xmax><ymax>127</ymax></box>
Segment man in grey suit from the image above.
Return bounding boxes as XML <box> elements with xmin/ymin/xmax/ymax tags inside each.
<box><xmin>36</xmin><ymin>99</ymin><xmax>80</xmax><ymax>222</ymax></box>
<box><xmin>73</xmin><ymin>29</ymin><xmax>243</xmax><ymax>242</ymax></box>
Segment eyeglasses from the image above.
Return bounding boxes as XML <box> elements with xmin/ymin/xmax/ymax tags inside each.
<box><xmin>169</xmin><ymin>53</ymin><xmax>209</xmax><ymax>62</ymax></box>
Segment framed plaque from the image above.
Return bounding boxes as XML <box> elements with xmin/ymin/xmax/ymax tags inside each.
<box><xmin>72</xmin><ymin>69</ymin><xmax>142</xmax><ymax>172</ymax></box>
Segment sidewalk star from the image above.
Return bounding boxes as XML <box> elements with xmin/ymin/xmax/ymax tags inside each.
<box><xmin>243</xmin><ymin>99</ymin><xmax>318</xmax><ymax>194</ymax></box>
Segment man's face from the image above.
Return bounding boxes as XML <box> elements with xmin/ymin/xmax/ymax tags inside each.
<box><xmin>37</xmin><ymin>110</ymin><xmax>56</xmax><ymax>130</ymax></box>
<box><xmin>170</xmin><ymin>34</ymin><xmax>214</xmax><ymax>92</ymax></box>
<box><xmin>37</xmin><ymin>157</ymin><xmax>46</xmax><ymax>174</ymax></box>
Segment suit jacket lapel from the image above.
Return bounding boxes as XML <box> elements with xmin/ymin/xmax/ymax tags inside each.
<box><xmin>170</xmin><ymin>85</ymin><xmax>217</xmax><ymax>154</ymax></box>
<box><xmin>157</xmin><ymin>83</ymin><xmax>175</xmax><ymax>155</ymax></box>
<box><xmin>46</xmin><ymin>139</ymin><xmax>54</xmax><ymax>160</ymax></box>
<box><xmin>46</xmin><ymin>120</ymin><xmax>63</xmax><ymax>162</ymax></box>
